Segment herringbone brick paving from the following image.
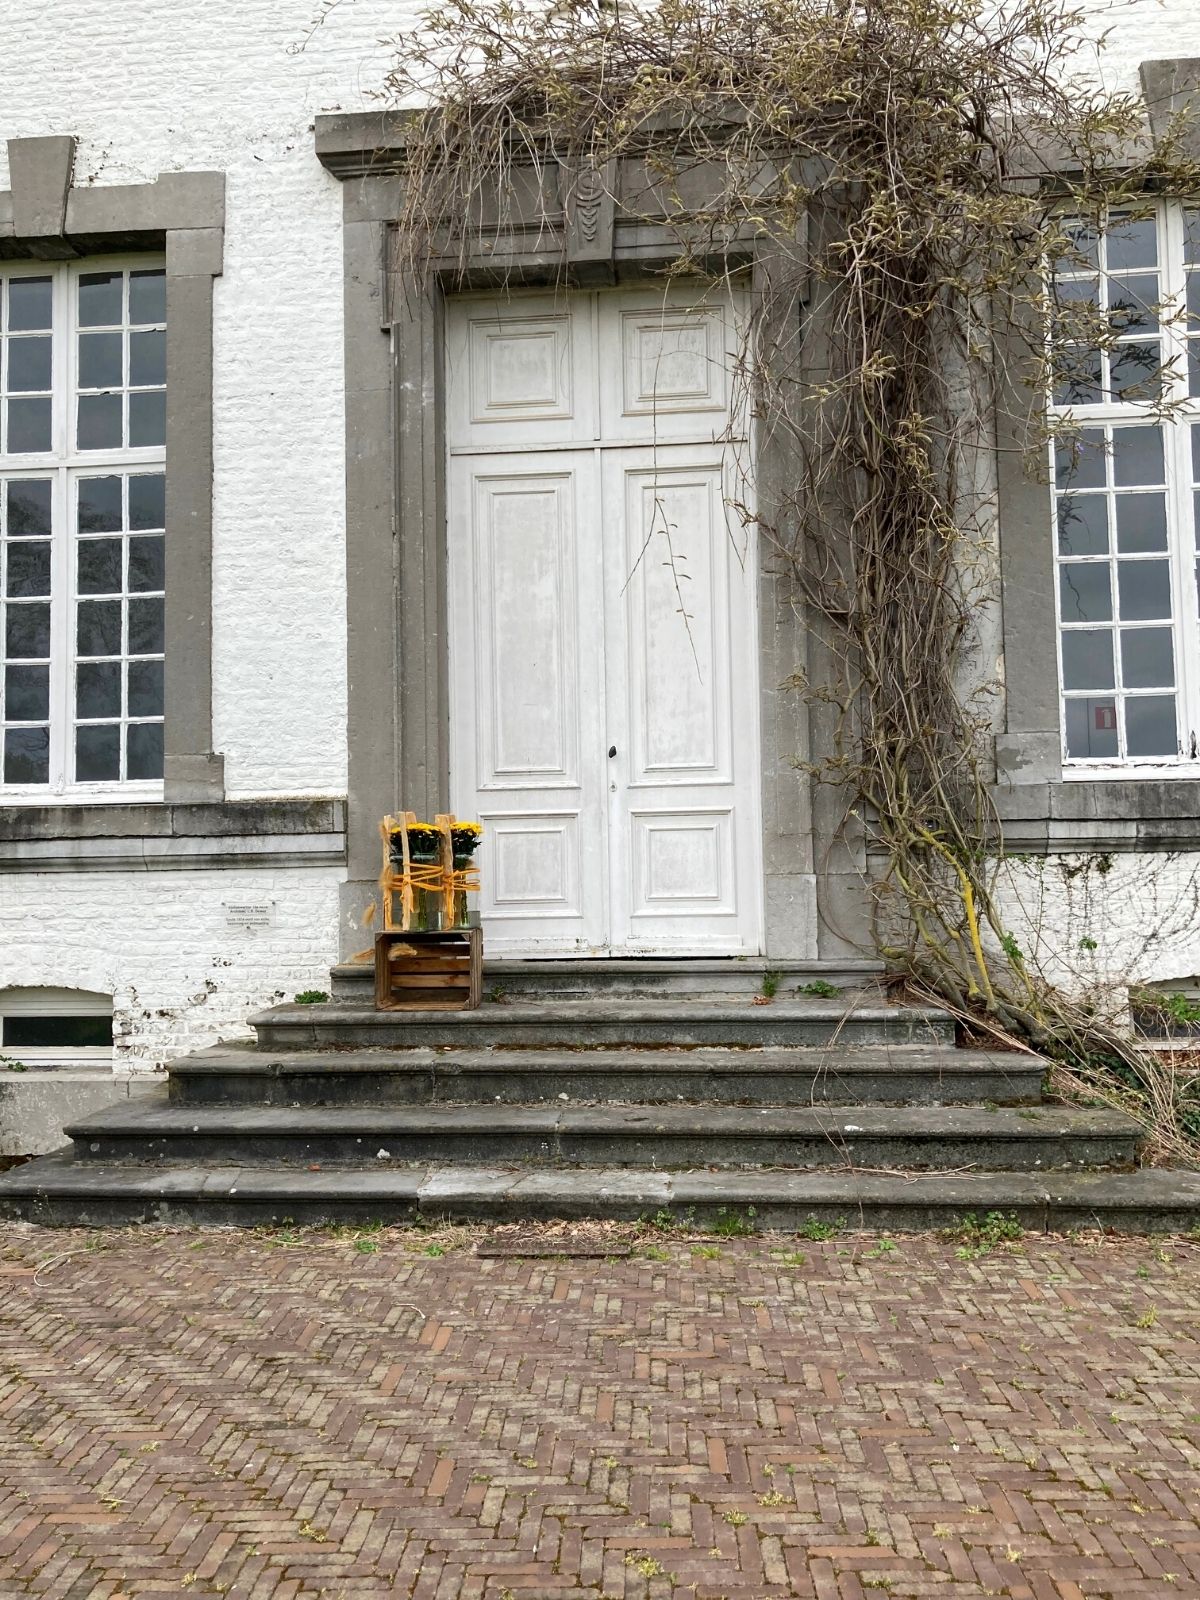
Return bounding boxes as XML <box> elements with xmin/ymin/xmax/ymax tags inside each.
<box><xmin>0</xmin><ymin>1220</ymin><xmax>1198</xmax><ymax>1599</ymax></box>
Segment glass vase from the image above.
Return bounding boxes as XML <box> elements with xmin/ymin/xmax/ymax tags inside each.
<box><xmin>451</xmin><ymin>851</ymin><xmax>475</xmax><ymax>929</ymax></box>
<box><xmin>409</xmin><ymin>849</ymin><xmax>442</xmax><ymax>932</ymax></box>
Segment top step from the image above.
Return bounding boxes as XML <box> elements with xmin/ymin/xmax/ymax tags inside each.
<box><xmin>331</xmin><ymin>957</ymin><xmax>882</xmax><ymax>1003</ymax></box>
<box><xmin>249</xmin><ymin>996</ymin><xmax>954</xmax><ymax>1051</ymax></box>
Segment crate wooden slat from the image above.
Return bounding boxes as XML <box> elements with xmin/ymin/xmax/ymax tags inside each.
<box><xmin>374</xmin><ymin>929</ymin><xmax>482</xmax><ymax>1011</ymax></box>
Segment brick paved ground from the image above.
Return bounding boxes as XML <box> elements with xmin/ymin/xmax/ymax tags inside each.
<box><xmin>1</xmin><ymin>1219</ymin><xmax>1198</xmax><ymax>1600</ymax></box>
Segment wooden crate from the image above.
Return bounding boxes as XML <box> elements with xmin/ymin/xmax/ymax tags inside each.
<box><xmin>374</xmin><ymin>928</ymin><xmax>482</xmax><ymax>1011</ymax></box>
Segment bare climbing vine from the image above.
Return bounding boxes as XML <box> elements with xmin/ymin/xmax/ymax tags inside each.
<box><xmin>382</xmin><ymin>0</ymin><xmax>1200</xmax><ymax>1158</ymax></box>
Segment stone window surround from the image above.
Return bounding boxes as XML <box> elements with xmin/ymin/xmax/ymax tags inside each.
<box><xmin>315</xmin><ymin>110</ymin><xmax>853</xmax><ymax>959</ymax></box>
<box><xmin>0</xmin><ymin>134</ymin><xmax>224</xmax><ymax>811</ymax></box>
<box><xmin>0</xmin><ymin>138</ymin><xmax>343</xmax><ymax>866</ymax></box>
<box><xmin>992</xmin><ymin>57</ymin><xmax>1200</xmax><ymax>852</ymax></box>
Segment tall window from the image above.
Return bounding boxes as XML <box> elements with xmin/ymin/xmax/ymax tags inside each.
<box><xmin>0</xmin><ymin>258</ymin><xmax>165</xmax><ymax>795</ymax></box>
<box><xmin>1050</xmin><ymin>205</ymin><xmax>1199</xmax><ymax>770</ymax></box>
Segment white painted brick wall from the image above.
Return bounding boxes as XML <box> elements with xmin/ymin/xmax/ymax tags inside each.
<box><xmin>1077</xmin><ymin>1</ymin><xmax>1200</xmax><ymax>90</ymax></box>
<box><xmin>999</xmin><ymin>850</ymin><xmax>1200</xmax><ymax>992</ymax></box>
<box><xmin>0</xmin><ymin>866</ymin><xmax>343</xmax><ymax>1071</ymax></box>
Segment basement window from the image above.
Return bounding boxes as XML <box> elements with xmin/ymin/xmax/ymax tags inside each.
<box><xmin>0</xmin><ymin>986</ymin><xmax>113</xmax><ymax>1069</ymax></box>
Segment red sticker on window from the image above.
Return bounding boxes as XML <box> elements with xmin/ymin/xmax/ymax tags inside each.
<box><xmin>1094</xmin><ymin>705</ymin><xmax>1117</xmax><ymax>730</ymax></box>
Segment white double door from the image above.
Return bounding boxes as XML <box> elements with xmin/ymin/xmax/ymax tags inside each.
<box><xmin>446</xmin><ymin>286</ymin><xmax>763</xmax><ymax>956</ymax></box>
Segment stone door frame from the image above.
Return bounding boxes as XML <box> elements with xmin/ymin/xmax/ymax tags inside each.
<box><xmin>316</xmin><ymin>111</ymin><xmax>866</xmax><ymax>961</ymax></box>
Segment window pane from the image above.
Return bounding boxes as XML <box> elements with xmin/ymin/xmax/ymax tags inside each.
<box><xmin>75</xmin><ymin>723</ymin><xmax>120</xmax><ymax>781</ymax></box>
<box><xmin>1054</xmin><ymin>430</ymin><xmax>1106</xmax><ymax>490</ymax></box>
<box><xmin>129</xmin><ymin>270</ymin><xmax>166</xmax><ymax>326</ymax></box>
<box><xmin>75</xmin><ymin>660</ymin><xmax>122</xmax><ymax>719</ymax></box>
<box><xmin>1065</xmin><ymin>696</ymin><xmax>1119</xmax><ymax>759</ymax></box>
<box><xmin>129</xmin><ymin>329</ymin><xmax>165</xmax><ymax>388</ymax></box>
<box><xmin>128</xmin><ymin>535</ymin><xmax>164</xmax><ymax>593</ymax></box>
<box><xmin>1061</xmin><ymin>629</ymin><xmax>1115</xmax><ymax>690</ymax></box>
<box><xmin>128</xmin><ymin>390</ymin><xmax>165</xmax><ymax>448</ymax></box>
<box><xmin>1057</xmin><ymin>495</ymin><xmax>1109</xmax><ymax>556</ymax></box>
<box><xmin>78</xmin><ymin>272</ymin><xmax>123</xmax><ymax>328</ymax></box>
<box><xmin>7</xmin><ymin>397</ymin><xmax>52</xmax><ymax>453</ymax></box>
<box><xmin>4</xmin><ymin>725</ymin><xmax>49</xmax><ymax>783</ymax></box>
<box><xmin>77</xmin><ymin>539</ymin><xmax>123</xmax><ymax>595</ymax></box>
<box><xmin>1107</xmin><ymin>215</ymin><xmax>1157</xmax><ymax>271</ymax></box>
<box><xmin>1125</xmin><ymin>695</ymin><xmax>1178</xmax><ymax>758</ymax></box>
<box><xmin>1121</xmin><ymin>626</ymin><xmax>1174</xmax><ymax>688</ymax></box>
<box><xmin>6</xmin><ymin>603</ymin><xmax>50</xmax><ymax>659</ymax></box>
<box><xmin>7</xmin><ymin>277</ymin><xmax>52</xmax><ymax>332</ymax></box>
<box><xmin>8</xmin><ymin>336</ymin><xmax>52</xmax><ymax>393</ymax></box>
<box><xmin>1112</xmin><ymin>428</ymin><xmax>1164</xmax><ymax>486</ymax></box>
<box><xmin>129</xmin><ymin>473</ymin><xmax>164</xmax><ymax>530</ymax></box>
<box><xmin>1110</xmin><ymin>342</ymin><xmax>1161</xmax><ymax>400</ymax></box>
<box><xmin>1060</xmin><ymin>563</ymin><xmax>1112</xmax><ymax>623</ymax></box>
<box><xmin>127</xmin><ymin>658</ymin><xmax>163</xmax><ymax>718</ymax></box>
<box><xmin>1115</xmin><ymin>493</ymin><xmax>1167</xmax><ymax>553</ymax></box>
<box><xmin>1055</xmin><ymin>274</ymin><xmax>1100</xmax><ymax>309</ymax></box>
<box><xmin>78</xmin><ymin>476</ymin><xmax>122</xmax><ymax>533</ymax></box>
<box><xmin>77</xmin><ymin>392</ymin><xmax>122</xmax><ymax>450</ymax></box>
<box><xmin>128</xmin><ymin>596</ymin><xmax>164</xmax><ymax>655</ymax></box>
<box><xmin>5</xmin><ymin>540</ymin><xmax>51</xmax><ymax>598</ymax></box>
<box><xmin>1117</xmin><ymin>559</ymin><xmax>1172</xmax><ymax>620</ymax></box>
<box><xmin>4</xmin><ymin>1015</ymin><xmax>111</xmax><ymax>1048</ymax></box>
<box><xmin>6</xmin><ymin>480</ymin><xmax>51</xmax><ymax>536</ymax></box>
<box><xmin>1062</xmin><ymin>219</ymin><xmax>1099</xmax><ymax>270</ymax></box>
<box><xmin>126</xmin><ymin>721</ymin><xmax>163</xmax><ymax>781</ymax></box>
<box><xmin>4</xmin><ymin>664</ymin><xmax>48</xmax><ymax>721</ymax></box>
<box><xmin>78</xmin><ymin>330</ymin><xmax>123</xmax><ymax>390</ymax></box>
<box><xmin>76</xmin><ymin>599</ymin><xmax>122</xmax><ymax>658</ymax></box>
<box><xmin>1108</xmin><ymin>275</ymin><xmax>1158</xmax><ymax>334</ymax></box>
<box><xmin>1053</xmin><ymin>349</ymin><xmax>1102</xmax><ymax>406</ymax></box>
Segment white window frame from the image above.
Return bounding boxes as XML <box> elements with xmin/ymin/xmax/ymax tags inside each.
<box><xmin>0</xmin><ymin>252</ymin><xmax>165</xmax><ymax>803</ymax></box>
<box><xmin>1049</xmin><ymin>199</ymin><xmax>1200</xmax><ymax>779</ymax></box>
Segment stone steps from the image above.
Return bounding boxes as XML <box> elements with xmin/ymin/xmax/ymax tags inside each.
<box><xmin>331</xmin><ymin>957</ymin><xmax>883</xmax><ymax>1001</ymax></box>
<box><xmin>4</xmin><ymin>1153</ymin><xmax>1198</xmax><ymax>1232</ymax></box>
<box><xmin>65</xmin><ymin>1089</ymin><xmax>1140</xmax><ymax>1171</ymax></box>
<box><xmin>249</xmin><ymin>998</ymin><xmax>954</xmax><ymax>1052</ymax></box>
<box><xmin>2</xmin><ymin>977</ymin><xmax>1194</xmax><ymax>1233</ymax></box>
<box><xmin>166</xmin><ymin>1042</ymin><xmax>1044</xmax><ymax>1108</ymax></box>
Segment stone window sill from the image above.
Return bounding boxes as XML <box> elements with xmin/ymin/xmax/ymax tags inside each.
<box><xmin>990</xmin><ymin>778</ymin><xmax>1200</xmax><ymax>853</ymax></box>
<box><xmin>0</xmin><ymin>798</ymin><xmax>347</xmax><ymax>872</ymax></box>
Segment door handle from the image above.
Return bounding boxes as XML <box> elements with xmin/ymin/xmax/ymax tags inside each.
<box><xmin>608</xmin><ymin>745</ymin><xmax>617</xmax><ymax>759</ymax></box>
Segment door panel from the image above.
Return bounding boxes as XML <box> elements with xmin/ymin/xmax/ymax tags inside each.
<box><xmin>598</xmin><ymin>288</ymin><xmax>741</xmax><ymax>441</ymax></box>
<box><xmin>448</xmin><ymin>451</ymin><xmax>607</xmax><ymax>952</ymax></box>
<box><xmin>446</xmin><ymin>294</ymin><xmax>594</xmax><ymax>449</ymax></box>
<box><xmin>622</xmin><ymin>462</ymin><xmax>732</xmax><ymax>781</ymax></box>
<box><xmin>474</xmin><ymin>473</ymin><xmax>578</xmax><ymax>783</ymax></box>
<box><xmin>630</xmin><ymin>809</ymin><xmax>736</xmax><ymax>913</ymax></box>
<box><xmin>604</xmin><ymin>449</ymin><xmax>760</xmax><ymax>952</ymax></box>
